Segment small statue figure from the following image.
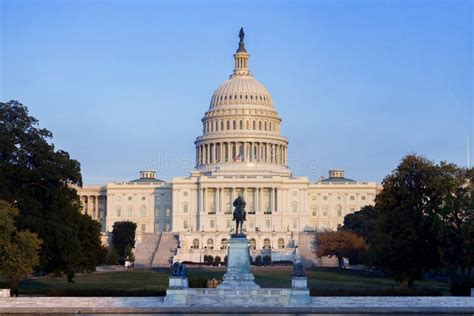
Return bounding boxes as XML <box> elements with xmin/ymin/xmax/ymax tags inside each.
<box><xmin>232</xmin><ymin>195</ymin><xmax>247</xmax><ymax>235</ymax></box>
<box><xmin>292</xmin><ymin>262</ymin><xmax>306</xmax><ymax>277</ymax></box>
<box><xmin>171</xmin><ymin>262</ymin><xmax>187</xmax><ymax>277</ymax></box>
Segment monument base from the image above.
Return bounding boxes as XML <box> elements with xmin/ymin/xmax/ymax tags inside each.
<box><xmin>218</xmin><ymin>235</ymin><xmax>259</xmax><ymax>289</ymax></box>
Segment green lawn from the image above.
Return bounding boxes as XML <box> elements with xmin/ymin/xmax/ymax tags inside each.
<box><xmin>0</xmin><ymin>267</ymin><xmax>451</xmax><ymax>296</ymax></box>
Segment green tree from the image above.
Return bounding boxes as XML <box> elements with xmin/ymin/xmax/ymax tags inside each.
<box><xmin>0</xmin><ymin>201</ymin><xmax>42</xmax><ymax>296</ymax></box>
<box><xmin>111</xmin><ymin>221</ymin><xmax>136</xmax><ymax>263</ymax></box>
<box><xmin>437</xmin><ymin>163</ymin><xmax>474</xmax><ymax>281</ymax></box>
<box><xmin>214</xmin><ymin>255</ymin><xmax>222</xmax><ymax>266</ymax></box>
<box><xmin>373</xmin><ymin>154</ymin><xmax>443</xmax><ymax>288</ymax></box>
<box><xmin>0</xmin><ymin>101</ymin><xmax>103</xmax><ymax>277</ymax></box>
<box><xmin>342</xmin><ymin>205</ymin><xmax>379</xmax><ymax>245</ymax></box>
<box><xmin>204</xmin><ymin>255</ymin><xmax>214</xmax><ymax>265</ymax></box>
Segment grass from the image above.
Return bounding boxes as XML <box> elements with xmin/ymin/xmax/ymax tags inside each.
<box><xmin>0</xmin><ymin>266</ymin><xmax>451</xmax><ymax>296</ymax></box>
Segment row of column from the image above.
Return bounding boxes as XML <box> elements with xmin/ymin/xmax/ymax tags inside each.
<box><xmin>80</xmin><ymin>195</ymin><xmax>105</xmax><ymax>220</ymax></box>
<box><xmin>197</xmin><ymin>187</ymin><xmax>278</xmax><ymax>215</ymax></box>
<box><xmin>196</xmin><ymin>142</ymin><xmax>287</xmax><ymax>165</ymax></box>
<box><xmin>204</xmin><ymin>119</ymin><xmax>277</xmax><ymax>133</ymax></box>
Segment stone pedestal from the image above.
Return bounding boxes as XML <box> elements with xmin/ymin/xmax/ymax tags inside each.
<box><xmin>168</xmin><ymin>276</ymin><xmax>188</xmax><ymax>289</ymax></box>
<box><xmin>218</xmin><ymin>235</ymin><xmax>260</xmax><ymax>289</ymax></box>
<box><xmin>291</xmin><ymin>276</ymin><xmax>308</xmax><ymax>288</ymax></box>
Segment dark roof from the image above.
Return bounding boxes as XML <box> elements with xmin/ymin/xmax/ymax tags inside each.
<box><xmin>128</xmin><ymin>178</ymin><xmax>165</xmax><ymax>184</ymax></box>
<box><xmin>318</xmin><ymin>176</ymin><xmax>356</xmax><ymax>184</ymax></box>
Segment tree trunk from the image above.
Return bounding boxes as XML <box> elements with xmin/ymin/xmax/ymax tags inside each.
<box><xmin>9</xmin><ymin>277</ymin><xmax>19</xmax><ymax>297</ymax></box>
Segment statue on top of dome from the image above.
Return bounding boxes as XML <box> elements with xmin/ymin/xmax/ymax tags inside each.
<box><xmin>237</xmin><ymin>27</ymin><xmax>247</xmax><ymax>53</ymax></box>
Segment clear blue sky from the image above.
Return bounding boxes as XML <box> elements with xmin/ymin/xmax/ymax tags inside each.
<box><xmin>1</xmin><ymin>0</ymin><xmax>472</xmax><ymax>184</ymax></box>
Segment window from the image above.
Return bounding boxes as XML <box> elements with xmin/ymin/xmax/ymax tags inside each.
<box><xmin>183</xmin><ymin>191</ymin><xmax>188</xmax><ymax>197</ymax></box>
<box><xmin>337</xmin><ymin>196</ymin><xmax>341</xmax><ymax>201</ymax></box>
<box><xmin>166</xmin><ymin>195</ymin><xmax>171</xmax><ymax>201</ymax></box>
<box><xmin>350</xmin><ymin>196</ymin><xmax>355</xmax><ymax>200</ymax></box>
<box><xmin>142</xmin><ymin>196</ymin><xmax>146</xmax><ymax>201</ymax></box>
<box><xmin>116</xmin><ymin>207</ymin><xmax>122</xmax><ymax>217</ymax></box>
<box><xmin>292</xmin><ymin>191</ymin><xmax>297</xmax><ymax>197</ymax></box>
<box><xmin>207</xmin><ymin>238</ymin><xmax>214</xmax><ymax>249</ymax></box>
<box><xmin>140</xmin><ymin>206</ymin><xmax>146</xmax><ymax>217</ymax></box>
<box><xmin>323</xmin><ymin>196</ymin><xmax>328</xmax><ymax>201</ymax></box>
<box><xmin>361</xmin><ymin>195</ymin><xmax>366</xmax><ymax>200</ymax></box>
<box><xmin>210</xmin><ymin>219</ymin><xmax>215</xmax><ymax>229</ymax></box>
<box><xmin>165</xmin><ymin>223</ymin><xmax>170</xmax><ymax>231</ymax></box>
<box><xmin>293</xmin><ymin>219</ymin><xmax>298</xmax><ymax>229</ymax></box>
<box><xmin>311</xmin><ymin>195</ymin><xmax>317</xmax><ymax>201</ymax></box>
<box><xmin>141</xmin><ymin>224</ymin><xmax>146</xmax><ymax>232</ymax></box>
<box><xmin>192</xmin><ymin>239</ymin><xmax>199</xmax><ymax>249</ymax></box>
<box><xmin>183</xmin><ymin>203</ymin><xmax>188</xmax><ymax>213</ymax></box>
<box><xmin>323</xmin><ymin>206</ymin><xmax>328</xmax><ymax>217</ymax></box>
<box><xmin>155</xmin><ymin>208</ymin><xmax>160</xmax><ymax>217</ymax></box>
<box><xmin>183</xmin><ymin>220</ymin><xmax>188</xmax><ymax>229</ymax></box>
<box><xmin>292</xmin><ymin>202</ymin><xmax>298</xmax><ymax>213</ymax></box>
<box><xmin>221</xmin><ymin>239</ymin><xmax>228</xmax><ymax>250</ymax></box>
<box><xmin>312</xmin><ymin>207</ymin><xmax>317</xmax><ymax>216</ymax></box>
<box><xmin>127</xmin><ymin>206</ymin><xmax>133</xmax><ymax>217</ymax></box>
<box><xmin>336</xmin><ymin>205</ymin><xmax>342</xmax><ymax>217</ymax></box>
<box><xmin>249</xmin><ymin>238</ymin><xmax>256</xmax><ymax>250</ymax></box>
<box><xmin>278</xmin><ymin>238</ymin><xmax>285</xmax><ymax>249</ymax></box>
<box><xmin>128</xmin><ymin>196</ymin><xmax>133</xmax><ymax>201</ymax></box>
<box><xmin>263</xmin><ymin>238</ymin><xmax>271</xmax><ymax>249</ymax></box>
<box><xmin>265</xmin><ymin>219</ymin><xmax>271</xmax><ymax>229</ymax></box>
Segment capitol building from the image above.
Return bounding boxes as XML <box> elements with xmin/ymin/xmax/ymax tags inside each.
<box><xmin>77</xmin><ymin>30</ymin><xmax>380</xmax><ymax>267</ymax></box>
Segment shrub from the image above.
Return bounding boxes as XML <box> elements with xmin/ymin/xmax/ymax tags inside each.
<box><xmin>309</xmin><ymin>288</ymin><xmax>443</xmax><ymax>297</ymax></box>
<box><xmin>253</xmin><ymin>256</ymin><xmax>262</xmax><ymax>266</ymax></box>
<box><xmin>203</xmin><ymin>255</ymin><xmax>214</xmax><ymax>265</ymax></box>
<box><xmin>214</xmin><ymin>256</ymin><xmax>222</xmax><ymax>266</ymax></box>
<box><xmin>450</xmin><ymin>279</ymin><xmax>473</xmax><ymax>296</ymax></box>
<box><xmin>263</xmin><ymin>255</ymin><xmax>271</xmax><ymax>265</ymax></box>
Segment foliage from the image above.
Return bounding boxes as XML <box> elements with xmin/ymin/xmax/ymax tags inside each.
<box><xmin>203</xmin><ymin>255</ymin><xmax>214</xmax><ymax>265</ymax></box>
<box><xmin>0</xmin><ymin>200</ymin><xmax>42</xmax><ymax>295</ymax></box>
<box><xmin>214</xmin><ymin>255</ymin><xmax>221</xmax><ymax>266</ymax></box>
<box><xmin>223</xmin><ymin>255</ymin><xmax>228</xmax><ymax>266</ymax></box>
<box><xmin>263</xmin><ymin>255</ymin><xmax>271</xmax><ymax>265</ymax></box>
<box><xmin>315</xmin><ymin>230</ymin><xmax>368</xmax><ymax>266</ymax></box>
<box><xmin>111</xmin><ymin>221</ymin><xmax>136</xmax><ymax>264</ymax></box>
<box><xmin>372</xmin><ymin>154</ymin><xmax>443</xmax><ymax>288</ymax></box>
<box><xmin>253</xmin><ymin>255</ymin><xmax>262</xmax><ymax>266</ymax></box>
<box><xmin>436</xmin><ymin>163</ymin><xmax>474</xmax><ymax>280</ymax></box>
<box><xmin>0</xmin><ymin>101</ymin><xmax>103</xmax><ymax>277</ymax></box>
<box><xmin>342</xmin><ymin>205</ymin><xmax>379</xmax><ymax>245</ymax></box>
<box><xmin>103</xmin><ymin>246</ymin><xmax>120</xmax><ymax>265</ymax></box>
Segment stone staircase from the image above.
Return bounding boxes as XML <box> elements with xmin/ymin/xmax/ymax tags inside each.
<box><xmin>151</xmin><ymin>232</ymin><xmax>179</xmax><ymax>267</ymax></box>
<box><xmin>134</xmin><ymin>233</ymin><xmax>161</xmax><ymax>268</ymax></box>
<box><xmin>297</xmin><ymin>232</ymin><xmax>338</xmax><ymax>267</ymax></box>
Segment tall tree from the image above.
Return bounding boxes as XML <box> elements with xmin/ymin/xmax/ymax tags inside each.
<box><xmin>372</xmin><ymin>154</ymin><xmax>443</xmax><ymax>288</ymax></box>
<box><xmin>342</xmin><ymin>205</ymin><xmax>379</xmax><ymax>245</ymax></box>
<box><xmin>0</xmin><ymin>100</ymin><xmax>102</xmax><ymax>276</ymax></box>
<box><xmin>437</xmin><ymin>163</ymin><xmax>474</xmax><ymax>280</ymax></box>
<box><xmin>0</xmin><ymin>200</ymin><xmax>42</xmax><ymax>296</ymax></box>
<box><xmin>112</xmin><ymin>221</ymin><xmax>137</xmax><ymax>263</ymax></box>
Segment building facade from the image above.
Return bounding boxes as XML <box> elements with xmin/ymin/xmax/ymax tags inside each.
<box><xmin>77</xmin><ymin>31</ymin><xmax>380</xmax><ymax>263</ymax></box>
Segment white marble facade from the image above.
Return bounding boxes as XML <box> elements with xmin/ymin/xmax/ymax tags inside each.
<box><xmin>76</xmin><ymin>31</ymin><xmax>380</xmax><ymax>258</ymax></box>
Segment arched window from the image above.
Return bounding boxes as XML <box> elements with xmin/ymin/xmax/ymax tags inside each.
<box><xmin>278</xmin><ymin>238</ymin><xmax>285</xmax><ymax>249</ymax></box>
<box><xmin>227</xmin><ymin>121</ymin><xmax>230</xmax><ymax>130</ymax></box>
<box><xmin>263</xmin><ymin>238</ymin><xmax>271</xmax><ymax>249</ymax></box>
<box><xmin>221</xmin><ymin>121</ymin><xmax>224</xmax><ymax>130</ymax></box>
<box><xmin>336</xmin><ymin>205</ymin><xmax>342</xmax><ymax>217</ymax></box>
<box><xmin>249</xmin><ymin>238</ymin><xmax>256</xmax><ymax>250</ymax></box>
<box><xmin>259</xmin><ymin>121</ymin><xmax>262</xmax><ymax>130</ymax></box>
<box><xmin>253</xmin><ymin>121</ymin><xmax>256</xmax><ymax>130</ymax></box>
<box><xmin>140</xmin><ymin>205</ymin><xmax>146</xmax><ymax>217</ymax></box>
<box><xmin>264</xmin><ymin>121</ymin><xmax>267</xmax><ymax>131</ymax></box>
<box><xmin>207</xmin><ymin>238</ymin><xmax>214</xmax><ymax>249</ymax></box>
<box><xmin>233</xmin><ymin>120</ymin><xmax>236</xmax><ymax>130</ymax></box>
<box><xmin>246</xmin><ymin>121</ymin><xmax>249</xmax><ymax>129</ymax></box>
<box><xmin>221</xmin><ymin>238</ymin><xmax>228</xmax><ymax>250</ymax></box>
<box><xmin>192</xmin><ymin>239</ymin><xmax>199</xmax><ymax>249</ymax></box>
<box><xmin>239</xmin><ymin>120</ymin><xmax>243</xmax><ymax>129</ymax></box>
<box><xmin>116</xmin><ymin>207</ymin><xmax>122</xmax><ymax>217</ymax></box>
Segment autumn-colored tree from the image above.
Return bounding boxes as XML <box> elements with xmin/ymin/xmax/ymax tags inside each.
<box><xmin>315</xmin><ymin>230</ymin><xmax>368</xmax><ymax>267</ymax></box>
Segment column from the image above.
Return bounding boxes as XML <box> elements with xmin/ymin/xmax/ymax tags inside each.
<box><xmin>255</xmin><ymin>188</ymin><xmax>259</xmax><ymax>213</ymax></box>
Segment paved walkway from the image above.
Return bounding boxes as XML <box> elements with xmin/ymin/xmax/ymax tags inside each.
<box><xmin>0</xmin><ymin>296</ymin><xmax>473</xmax><ymax>314</ymax></box>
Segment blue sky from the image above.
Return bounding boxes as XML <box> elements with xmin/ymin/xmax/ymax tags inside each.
<box><xmin>1</xmin><ymin>0</ymin><xmax>472</xmax><ymax>184</ymax></box>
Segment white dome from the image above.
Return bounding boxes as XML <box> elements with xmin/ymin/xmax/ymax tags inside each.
<box><xmin>210</xmin><ymin>76</ymin><xmax>273</xmax><ymax>108</ymax></box>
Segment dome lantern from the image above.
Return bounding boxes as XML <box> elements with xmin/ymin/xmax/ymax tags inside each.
<box><xmin>232</xmin><ymin>27</ymin><xmax>251</xmax><ymax>77</ymax></box>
